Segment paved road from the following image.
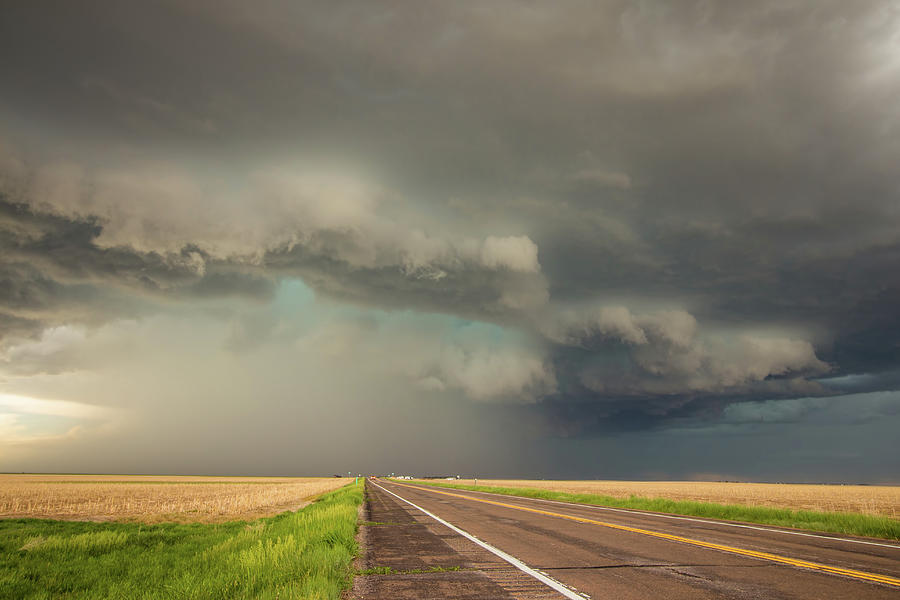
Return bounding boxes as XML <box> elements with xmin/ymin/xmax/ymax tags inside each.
<box><xmin>369</xmin><ymin>479</ymin><xmax>900</xmax><ymax>599</ymax></box>
<box><xmin>354</xmin><ymin>479</ymin><xmax>567</xmax><ymax>599</ymax></box>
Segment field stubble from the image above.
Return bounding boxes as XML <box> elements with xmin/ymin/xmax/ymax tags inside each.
<box><xmin>448</xmin><ymin>479</ymin><xmax>900</xmax><ymax>519</ymax></box>
<box><xmin>0</xmin><ymin>474</ymin><xmax>350</xmax><ymax>523</ymax></box>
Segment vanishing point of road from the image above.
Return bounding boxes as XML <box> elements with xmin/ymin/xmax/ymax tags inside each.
<box><xmin>355</xmin><ymin>478</ymin><xmax>900</xmax><ymax>599</ymax></box>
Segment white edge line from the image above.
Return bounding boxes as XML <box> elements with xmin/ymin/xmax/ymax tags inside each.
<box><xmin>371</xmin><ymin>480</ymin><xmax>589</xmax><ymax>600</ymax></box>
<box><xmin>403</xmin><ymin>482</ymin><xmax>900</xmax><ymax>551</ymax></box>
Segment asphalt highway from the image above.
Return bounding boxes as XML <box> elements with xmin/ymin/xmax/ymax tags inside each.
<box><xmin>368</xmin><ymin>478</ymin><xmax>900</xmax><ymax>599</ymax></box>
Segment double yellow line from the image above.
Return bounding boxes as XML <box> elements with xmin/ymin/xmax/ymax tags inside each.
<box><xmin>387</xmin><ymin>481</ymin><xmax>900</xmax><ymax>588</ymax></box>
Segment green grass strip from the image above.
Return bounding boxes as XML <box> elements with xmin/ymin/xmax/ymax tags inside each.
<box><xmin>0</xmin><ymin>481</ymin><xmax>363</xmax><ymax>600</ymax></box>
<box><xmin>405</xmin><ymin>480</ymin><xmax>900</xmax><ymax>541</ymax></box>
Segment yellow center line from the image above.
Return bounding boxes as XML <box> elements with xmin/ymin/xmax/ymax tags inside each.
<box><xmin>384</xmin><ymin>480</ymin><xmax>900</xmax><ymax>588</ymax></box>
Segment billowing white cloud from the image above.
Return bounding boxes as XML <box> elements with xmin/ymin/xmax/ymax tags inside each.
<box><xmin>1</xmin><ymin>151</ymin><xmax>549</xmax><ymax>324</ymax></box>
<box><xmin>429</xmin><ymin>345</ymin><xmax>555</xmax><ymax>402</ymax></box>
<box><xmin>546</xmin><ymin>305</ymin><xmax>649</xmax><ymax>346</ymax></box>
<box><xmin>3</xmin><ymin>325</ymin><xmax>86</xmax><ymax>363</ymax></box>
<box><xmin>479</xmin><ymin>235</ymin><xmax>540</xmax><ymax>273</ymax></box>
<box><xmin>289</xmin><ymin>305</ymin><xmax>555</xmax><ymax>402</ymax></box>
<box><xmin>14</xmin><ymin>158</ymin><xmax>546</xmax><ymax>281</ymax></box>
<box><xmin>547</xmin><ymin>304</ymin><xmax>829</xmax><ymax>396</ymax></box>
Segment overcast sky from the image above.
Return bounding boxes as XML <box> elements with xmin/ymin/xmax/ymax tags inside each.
<box><xmin>1</xmin><ymin>1</ymin><xmax>899</xmax><ymax>482</ymax></box>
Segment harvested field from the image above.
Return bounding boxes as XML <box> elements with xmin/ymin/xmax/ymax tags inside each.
<box><xmin>0</xmin><ymin>474</ymin><xmax>350</xmax><ymax>522</ymax></box>
<box><xmin>442</xmin><ymin>480</ymin><xmax>900</xmax><ymax>518</ymax></box>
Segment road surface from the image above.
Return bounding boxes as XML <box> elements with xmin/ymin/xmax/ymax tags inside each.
<box><xmin>359</xmin><ymin>478</ymin><xmax>900</xmax><ymax>599</ymax></box>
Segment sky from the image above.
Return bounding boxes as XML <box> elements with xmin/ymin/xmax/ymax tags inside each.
<box><xmin>1</xmin><ymin>1</ymin><xmax>899</xmax><ymax>482</ymax></box>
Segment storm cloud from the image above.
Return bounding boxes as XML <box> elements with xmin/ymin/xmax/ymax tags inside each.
<box><xmin>1</xmin><ymin>1</ymin><xmax>898</xmax><ymax>481</ymax></box>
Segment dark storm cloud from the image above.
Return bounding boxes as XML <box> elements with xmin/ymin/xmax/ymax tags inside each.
<box><xmin>0</xmin><ymin>198</ymin><xmax>199</xmax><ymax>285</ymax></box>
<box><xmin>1</xmin><ymin>1</ymin><xmax>900</xmax><ymax>479</ymax></box>
<box><xmin>0</xmin><ymin>165</ymin><xmax>549</xmax><ymax>328</ymax></box>
<box><xmin>0</xmin><ymin>197</ymin><xmax>278</xmax><ymax>337</ymax></box>
<box><xmin>260</xmin><ymin>241</ymin><xmax>547</xmax><ymax>322</ymax></box>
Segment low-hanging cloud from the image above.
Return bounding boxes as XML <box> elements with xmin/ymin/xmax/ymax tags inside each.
<box><xmin>546</xmin><ymin>305</ymin><xmax>829</xmax><ymax>397</ymax></box>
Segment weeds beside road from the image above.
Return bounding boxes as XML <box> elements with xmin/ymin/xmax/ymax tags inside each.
<box><xmin>405</xmin><ymin>480</ymin><xmax>900</xmax><ymax>541</ymax></box>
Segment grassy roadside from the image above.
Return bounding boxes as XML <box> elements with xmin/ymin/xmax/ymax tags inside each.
<box><xmin>0</xmin><ymin>481</ymin><xmax>363</xmax><ymax>600</ymax></box>
<box><xmin>403</xmin><ymin>480</ymin><xmax>900</xmax><ymax>541</ymax></box>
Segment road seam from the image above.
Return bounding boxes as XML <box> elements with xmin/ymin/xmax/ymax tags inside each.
<box><xmin>389</xmin><ymin>481</ymin><xmax>900</xmax><ymax>589</ymax></box>
<box><xmin>411</xmin><ymin>483</ymin><xmax>900</xmax><ymax>550</ymax></box>
<box><xmin>371</xmin><ymin>480</ymin><xmax>590</xmax><ymax>600</ymax></box>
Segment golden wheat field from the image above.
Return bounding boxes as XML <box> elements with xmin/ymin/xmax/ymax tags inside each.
<box><xmin>447</xmin><ymin>479</ymin><xmax>900</xmax><ymax>518</ymax></box>
<box><xmin>0</xmin><ymin>474</ymin><xmax>350</xmax><ymax>523</ymax></box>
